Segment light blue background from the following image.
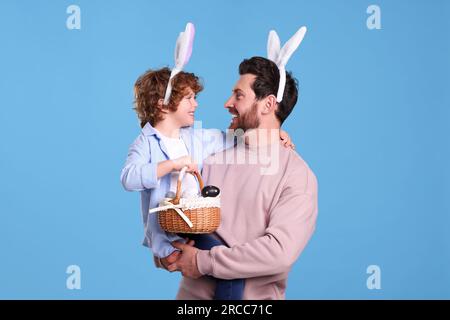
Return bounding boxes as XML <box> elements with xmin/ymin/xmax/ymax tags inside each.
<box><xmin>0</xmin><ymin>0</ymin><xmax>449</xmax><ymax>299</ymax></box>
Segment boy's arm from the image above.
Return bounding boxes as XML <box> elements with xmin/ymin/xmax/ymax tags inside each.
<box><xmin>200</xmin><ymin>128</ymin><xmax>235</xmax><ymax>159</ymax></box>
<box><xmin>120</xmin><ymin>134</ymin><xmax>192</xmax><ymax>191</ymax></box>
<box><xmin>121</xmin><ymin>135</ymin><xmax>190</xmax><ymax>260</ymax></box>
<box><xmin>120</xmin><ymin>134</ymin><xmax>161</xmax><ymax>191</ymax></box>
<box><xmin>199</xmin><ymin>128</ymin><xmax>295</xmax><ymax>160</ymax></box>
<box><xmin>157</xmin><ymin>159</ymin><xmax>175</xmax><ymax>179</ymax></box>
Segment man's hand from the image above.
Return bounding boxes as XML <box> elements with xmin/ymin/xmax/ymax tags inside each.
<box><xmin>168</xmin><ymin>241</ymin><xmax>202</xmax><ymax>279</ymax></box>
<box><xmin>280</xmin><ymin>129</ymin><xmax>295</xmax><ymax>150</ymax></box>
<box><xmin>159</xmin><ymin>238</ymin><xmax>195</xmax><ymax>271</ymax></box>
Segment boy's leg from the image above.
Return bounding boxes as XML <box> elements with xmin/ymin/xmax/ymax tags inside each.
<box><xmin>214</xmin><ymin>277</ymin><xmax>245</xmax><ymax>300</ymax></box>
<box><xmin>178</xmin><ymin>233</ymin><xmax>245</xmax><ymax>300</ymax></box>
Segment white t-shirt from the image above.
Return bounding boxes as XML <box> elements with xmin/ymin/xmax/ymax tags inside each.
<box><xmin>158</xmin><ymin>133</ymin><xmax>199</xmax><ymax>197</ymax></box>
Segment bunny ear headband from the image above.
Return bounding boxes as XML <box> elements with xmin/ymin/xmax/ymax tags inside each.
<box><xmin>267</xmin><ymin>26</ymin><xmax>307</xmax><ymax>103</ymax></box>
<box><xmin>163</xmin><ymin>22</ymin><xmax>196</xmax><ymax>105</ymax></box>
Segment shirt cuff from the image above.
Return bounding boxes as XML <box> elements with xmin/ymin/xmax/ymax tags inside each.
<box><xmin>154</xmin><ymin>256</ymin><xmax>164</xmax><ymax>269</ymax></box>
<box><xmin>196</xmin><ymin>249</ymin><xmax>213</xmax><ymax>276</ymax></box>
<box><xmin>141</xmin><ymin>162</ymin><xmax>160</xmax><ymax>189</ymax></box>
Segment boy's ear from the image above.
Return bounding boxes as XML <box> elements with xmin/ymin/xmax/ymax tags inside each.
<box><xmin>157</xmin><ymin>98</ymin><xmax>169</xmax><ymax>114</ymax></box>
<box><xmin>261</xmin><ymin>94</ymin><xmax>278</xmax><ymax>115</ymax></box>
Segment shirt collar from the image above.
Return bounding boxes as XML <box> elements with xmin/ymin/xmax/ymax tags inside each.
<box><xmin>141</xmin><ymin>122</ymin><xmax>159</xmax><ymax>137</ymax></box>
<box><xmin>142</xmin><ymin>122</ymin><xmax>193</xmax><ymax>154</ymax></box>
<box><xmin>142</xmin><ymin>122</ymin><xmax>192</xmax><ymax>137</ymax></box>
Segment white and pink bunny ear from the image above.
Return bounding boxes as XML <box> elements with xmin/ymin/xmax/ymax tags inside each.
<box><xmin>266</xmin><ymin>26</ymin><xmax>307</xmax><ymax>102</ymax></box>
<box><xmin>164</xmin><ymin>22</ymin><xmax>196</xmax><ymax>105</ymax></box>
<box><xmin>267</xmin><ymin>30</ymin><xmax>281</xmax><ymax>64</ymax></box>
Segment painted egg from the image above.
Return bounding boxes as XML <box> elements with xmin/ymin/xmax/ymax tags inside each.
<box><xmin>201</xmin><ymin>185</ymin><xmax>220</xmax><ymax>197</ymax></box>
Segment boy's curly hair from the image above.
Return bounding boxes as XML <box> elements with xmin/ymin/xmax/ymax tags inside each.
<box><xmin>133</xmin><ymin>67</ymin><xmax>203</xmax><ymax>128</ymax></box>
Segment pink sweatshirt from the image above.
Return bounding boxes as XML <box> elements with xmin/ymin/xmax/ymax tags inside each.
<box><xmin>175</xmin><ymin>142</ymin><xmax>318</xmax><ymax>300</ymax></box>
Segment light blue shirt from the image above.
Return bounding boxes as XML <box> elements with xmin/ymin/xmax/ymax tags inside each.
<box><xmin>120</xmin><ymin>122</ymin><xmax>233</xmax><ymax>258</ymax></box>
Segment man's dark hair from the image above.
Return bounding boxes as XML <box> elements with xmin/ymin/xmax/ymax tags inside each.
<box><xmin>239</xmin><ymin>56</ymin><xmax>299</xmax><ymax>124</ymax></box>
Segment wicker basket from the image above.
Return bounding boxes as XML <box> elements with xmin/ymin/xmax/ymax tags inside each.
<box><xmin>156</xmin><ymin>169</ymin><xmax>220</xmax><ymax>234</ymax></box>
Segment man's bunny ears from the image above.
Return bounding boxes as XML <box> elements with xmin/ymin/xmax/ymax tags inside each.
<box><xmin>267</xmin><ymin>26</ymin><xmax>307</xmax><ymax>103</ymax></box>
<box><xmin>163</xmin><ymin>22</ymin><xmax>196</xmax><ymax>105</ymax></box>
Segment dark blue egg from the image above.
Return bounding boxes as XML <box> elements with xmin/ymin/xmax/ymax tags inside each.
<box><xmin>201</xmin><ymin>185</ymin><xmax>220</xmax><ymax>197</ymax></box>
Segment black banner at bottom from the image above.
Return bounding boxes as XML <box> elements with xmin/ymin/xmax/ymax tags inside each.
<box><xmin>1</xmin><ymin>300</ymin><xmax>448</xmax><ymax>318</ymax></box>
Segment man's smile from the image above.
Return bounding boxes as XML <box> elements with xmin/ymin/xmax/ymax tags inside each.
<box><xmin>229</xmin><ymin>108</ymin><xmax>240</xmax><ymax>124</ymax></box>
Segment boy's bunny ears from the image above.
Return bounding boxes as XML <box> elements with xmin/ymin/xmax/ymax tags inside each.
<box><xmin>267</xmin><ymin>26</ymin><xmax>307</xmax><ymax>103</ymax></box>
<box><xmin>163</xmin><ymin>22</ymin><xmax>196</xmax><ymax>105</ymax></box>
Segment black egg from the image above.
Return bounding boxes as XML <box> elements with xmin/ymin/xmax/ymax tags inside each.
<box><xmin>201</xmin><ymin>185</ymin><xmax>220</xmax><ymax>197</ymax></box>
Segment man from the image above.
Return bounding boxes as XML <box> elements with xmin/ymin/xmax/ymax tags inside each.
<box><xmin>157</xmin><ymin>56</ymin><xmax>318</xmax><ymax>299</ymax></box>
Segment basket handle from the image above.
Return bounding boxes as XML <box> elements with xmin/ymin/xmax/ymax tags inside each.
<box><xmin>172</xmin><ymin>166</ymin><xmax>204</xmax><ymax>205</ymax></box>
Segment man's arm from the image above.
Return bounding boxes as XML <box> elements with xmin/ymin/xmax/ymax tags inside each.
<box><xmin>199</xmin><ymin>128</ymin><xmax>294</xmax><ymax>160</ymax></box>
<box><xmin>196</xmin><ymin>168</ymin><xmax>318</xmax><ymax>280</ymax></box>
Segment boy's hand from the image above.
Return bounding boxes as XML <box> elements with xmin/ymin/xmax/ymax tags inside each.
<box><xmin>172</xmin><ymin>156</ymin><xmax>198</xmax><ymax>172</ymax></box>
<box><xmin>160</xmin><ymin>251</ymin><xmax>180</xmax><ymax>271</ymax></box>
<box><xmin>160</xmin><ymin>238</ymin><xmax>195</xmax><ymax>271</ymax></box>
<box><xmin>280</xmin><ymin>129</ymin><xmax>295</xmax><ymax>150</ymax></box>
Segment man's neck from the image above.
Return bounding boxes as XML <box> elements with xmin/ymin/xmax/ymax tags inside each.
<box><xmin>244</xmin><ymin>127</ymin><xmax>281</xmax><ymax>148</ymax></box>
<box><xmin>154</xmin><ymin>120</ymin><xmax>181</xmax><ymax>139</ymax></box>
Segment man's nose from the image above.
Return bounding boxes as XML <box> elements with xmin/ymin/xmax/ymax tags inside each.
<box><xmin>224</xmin><ymin>96</ymin><xmax>233</xmax><ymax>109</ymax></box>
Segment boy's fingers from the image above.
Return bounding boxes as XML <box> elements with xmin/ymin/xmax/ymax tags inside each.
<box><xmin>167</xmin><ymin>263</ymin><xmax>178</xmax><ymax>272</ymax></box>
<box><xmin>167</xmin><ymin>251</ymin><xmax>180</xmax><ymax>263</ymax></box>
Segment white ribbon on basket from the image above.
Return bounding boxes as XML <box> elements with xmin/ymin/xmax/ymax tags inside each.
<box><xmin>148</xmin><ymin>167</ymin><xmax>194</xmax><ymax>228</ymax></box>
<box><xmin>149</xmin><ymin>200</ymin><xmax>194</xmax><ymax>228</ymax></box>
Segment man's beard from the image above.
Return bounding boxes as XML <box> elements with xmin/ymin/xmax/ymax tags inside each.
<box><xmin>228</xmin><ymin>102</ymin><xmax>260</xmax><ymax>132</ymax></box>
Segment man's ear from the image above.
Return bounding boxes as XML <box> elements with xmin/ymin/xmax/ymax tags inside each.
<box><xmin>261</xmin><ymin>94</ymin><xmax>278</xmax><ymax>115</ymax></box>
<box><xmin>157</xmin><ymin>98</ymin><xmax>170</xmax><ymax>114</ymax></box>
